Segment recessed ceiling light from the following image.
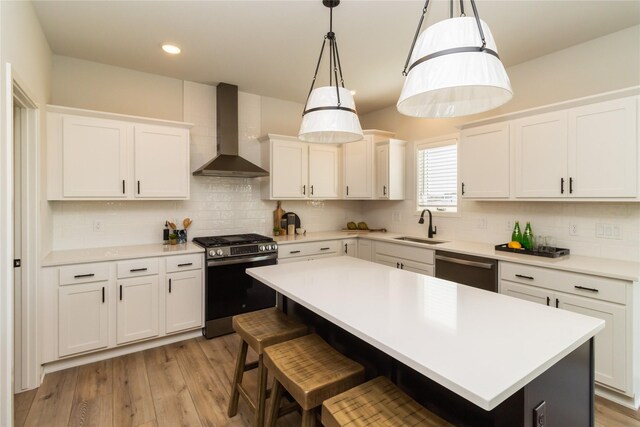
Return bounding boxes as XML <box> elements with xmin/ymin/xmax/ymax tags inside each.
<box><xmin>161</xmin><ymin>44</ymin><xmax>181</xmax><ymax>55</ymax></box>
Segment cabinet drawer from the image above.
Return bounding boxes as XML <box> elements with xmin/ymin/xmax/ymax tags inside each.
<box><xmin>166</xmin><ymin>254</ymin><xmax>203</xmax><ymax>273</ymax></box>
<box><xmin>117</xmin><ymin>258</ymin><xmax>159</xmax><ymax>279</ymax></box>
<box><xmin>375</xmin><ymin>241</ymin><xmax>435</xmax><ymax>265</ymax></box>
<box><xmin>278</xmin><ymin>240</ymin><xmax>340</xmax><ymax>259</ymax></box>
<box><xmin>500</xmin><ymin>262</ymin><xmax>627</xmax><ymax>304</ymax></box>
<box><xmin>60</xmin><ymin>263</ymin><xmax>110</xmax><ymax>286</ymax></box>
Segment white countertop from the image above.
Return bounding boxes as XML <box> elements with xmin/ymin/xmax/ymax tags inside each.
<box><xmin>274</xmin><ymin>231</ymin><xmax>640</xmax><ymax>282</ymax></box>
<box><xmin>247</xmin><ymin>256</ymin><xmax>605</xmax><ymax>411</ymax></box>
<box><xmin>42</xmin><ymin>242</ymin><xmax>204</xmax><ymax>267</ymax></box>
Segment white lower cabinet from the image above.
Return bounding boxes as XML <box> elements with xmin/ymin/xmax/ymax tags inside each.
<box><xmin>500</xmin><ymin>262</ymin><xmax>633</xmax><ymax>395</ymax></box>
<box><xmin>58</xmin><ymin>282</ymin><xmax>109</xmax><ymax>357</ymax></box>
<box><xmin>116</xmin><ymin>276</ymin><xmax>159</xmax><ymax>344</ymax></box>
<box><xmin>357</xmin><ymin>239</ymin><xmax>373</xmax><ymax>261</ymax></box>
<box><xmin>166</xmin><ymin>269</ymin><xmax>203</xmax><ymax>334</ymax></box>
<box><xmin>373</xmin><ymin>241</ymin><xmax>434</xmax><ymax>276</ymax></box>
<box><xmin>277</xmin><ymin>240</ymin><xmax>352</xmax><ymax>263</ymax></box>
<box><xmin>343</xmin><ymin>239</ymin><xmax>357</xmax><ymax>257</ymax></box>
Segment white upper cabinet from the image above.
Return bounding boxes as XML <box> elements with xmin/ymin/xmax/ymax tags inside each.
<box><xmin>308</xmin><ymin>144</ymin><xmax>339</xmax><ymax>199</ymax></box>
<box><xmin>47</xmin><ymin>106</ymin><xmax>192</xmax><ymax>201</ymax></box>
<box><xmin>260</xmin><ymin>134</ymin><xmax>339</xmax><ymax>200</ymax></box>
<box><xmin>61</xmin><ymin>116</ymin><xmax>129</xmax><ymax>198</ymax></box>
<box><xmin>343</xmin><ymin>134</ymin><xmax>374</xmax><ymax>198</ymax></box>
<box><xmin>568</xmin><ymin>97</ymin><xmax>637</xmax><ymax>198</ymax></box>
<box><xmin>512</xmin><ymin>97</ymin><xmax>637</xmax><ymax>199</ymax></box>
<box><xmin>134</xmin><ymin>125</ymin><xmax>190</xmax><ymax>198</ymax></box>
<box><xmin>459</xmin><ymin>122</ymin><xmax>510</xmax><ymax>198</ymax></box>
<box><xmin>375</xmin><ymin>139</ymin><xmax>406</xmax><ymax>200</ymax></box>
<box><xmin>513</xmin><ymin>111</ymin><xmax>568</xmax><ymax>198</ymax></box>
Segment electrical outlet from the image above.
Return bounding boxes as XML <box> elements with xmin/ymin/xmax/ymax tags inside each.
<box><xmin>533</xmin><ymin>401</ymin><xmax>546</xmax><ymax>427</ymax></box>
<box><xmin>596</xmin><ymin>223</ymin><xmax>623</xmax><ymax>240</ymax></box>
<box><xmin>93</xmin><ymin>220</ymin><xmax>103</xmax><ymax>232</ymax></box>
<box><xmin>569</xmin><ymin>223</ymin><xmax>578</xmax><ymax>236</ymax></box>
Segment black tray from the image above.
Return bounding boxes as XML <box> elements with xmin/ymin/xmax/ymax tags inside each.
<box><xmin>495</xmin><ymin>243</ymin><xmax>570</xmax><ymax>258</ymax></box>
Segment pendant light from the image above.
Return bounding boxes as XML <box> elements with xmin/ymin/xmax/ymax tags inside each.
<box><xmin>298</xmin><ymin>0</ymin><xmax>363</xmax><ymax>143</ymax></box>
<box><xmin>397</xmin><ymin>0</ymin><xmax>512</xmax><ymax>118</ymax></box>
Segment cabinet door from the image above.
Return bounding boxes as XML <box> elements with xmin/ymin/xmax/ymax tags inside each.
<box><xmin>117</xmin><ymin>276</ymin><xmax>159</xmax><ymax>344</ymax></box>
<box><xmin>376</xmin><ymin>144</ymin><xmax>389</xmax><ymax>198</ymax></box>
<box><xmin>374</xmin><ymin>254</ymin><xmax>399</xmax><ymax>269</ymax></box>
<box><xmin>357</xmin><ymin>239</ymin><xmax>373</xmax><ymax>262</ymax></box>
<box><xmin>272</xmin><ymin>140</ymin><xmax>308</xmax><ymax>198</ymax></box>
<box><xmin>568</xmin><ymin>97</ymin><xmax>637</xmax><ymax>198</ymax></box>
<box><xmin>343</xmin><ymin>135</ymin><xmax>373</xmax><ymax>198</ymax></box>
<box><xmin>459</xmin><ymin>123</ymin><xmax>510</xmax><ymax>198</ymax></box>
<box><xmin>134</xmin><ymin>125</ymin><xmax>189</xmax><ymax>198</ymax></box>
<box><xmin>400</xmin><ymin>259</ymin><xmax>434</xmax><ymax>277</ymax></box>
<box><xmin>500</xmin><ymin>280</ymin><xmax>551</xmax><ymax>306</ymax></box>
<box><xmin>62</xmin><ymin>116</ymin><xmax>129</xmax><ymax>198</ymax></box>
<box><xmin>59</xmin><ymin>282</ymin><xmax>109</xmax><ymax>357</ymax></box>
<box><xmin>513</xmin><ymin>112</ymin><xmax>568</xmax><ymax>198</ymax></box>
<box><xmin>166</xmin><ymin>270</ymin><xmax>203</xmax><ymax>334</ymax></box>
<box><xmin>343</xmin><ymin>239</ymin><xmax>357</xmax><ymax>257</ymax></box>
<box><xmin>558</xmin><ymin>293</ymin><xmax>627</xmax><ymax>392</ymax></box>
<box><xmin>308</xmin><ymin>144</ymin><xmax>339</xmax><ymax>199</ymax></box>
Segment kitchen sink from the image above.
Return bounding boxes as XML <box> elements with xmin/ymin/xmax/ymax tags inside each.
<box><xmin>393</xmin><ymin>237</ymin><xmax>448</xmax><ymax>245</ymax></box>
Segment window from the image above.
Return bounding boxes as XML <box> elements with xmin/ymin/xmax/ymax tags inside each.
<box><xmin>416</xmin><ymin>138</ymin><xmax>458</xmax><ymax>214</ymax></box>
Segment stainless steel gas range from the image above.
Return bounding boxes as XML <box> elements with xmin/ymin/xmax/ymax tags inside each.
<box><xmin>192</xmin><ymin>233</ymin><xmax>278</xmax><ymax>338</ymax></box>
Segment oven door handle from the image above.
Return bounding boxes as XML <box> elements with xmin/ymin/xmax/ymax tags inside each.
<box><xmin>207</xmin><ymin>254</ymin><xmax>277</xmax><ymax>267</ymax></box>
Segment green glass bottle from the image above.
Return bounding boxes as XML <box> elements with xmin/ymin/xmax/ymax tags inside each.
<box><xmin>511</xmin><ymin>221</ymin><xmax>522</xmax><ymax>244</ymax></box>
<box><xmin>522</xmin><ymin>222</ymin><xmax>534</xmax><ymax>250</ymax></box>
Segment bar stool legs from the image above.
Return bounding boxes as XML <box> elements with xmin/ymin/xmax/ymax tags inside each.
<box><xmin>227</xmin><ymin>342</ymin><xmax>269</xmax><ymax>427</ymax></box>
<box><xmin>227</xmin><ymin>340</ymin><xmax>248</xmax><ymax>417</ymax></box>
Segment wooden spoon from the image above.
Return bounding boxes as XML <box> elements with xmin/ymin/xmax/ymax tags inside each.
<box><xmin>183</xmin><ymin>218</ymin><xmax>192</xmax><ymax>229</ymax></box>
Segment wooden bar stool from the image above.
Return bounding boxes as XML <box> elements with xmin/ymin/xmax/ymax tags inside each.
<box><xmin>227</xmin><ymin>308</ymin><xmax>308</xmax><ymax>427</ymax></box>
<box><xmin>264</xmin><ymin>334</ymin><xmax>365</xmax><ymax>427</ymax></box>
<box><xmin>322</xmin><ymin>376</ymin><xmax>453</xmax><ymax>427</ymax></box>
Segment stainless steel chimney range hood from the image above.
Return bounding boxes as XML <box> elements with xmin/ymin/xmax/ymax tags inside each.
<box><xmin>192</xmin><ymin>83</ymin><xmax>269</xmax><ymax>178</ymax></box>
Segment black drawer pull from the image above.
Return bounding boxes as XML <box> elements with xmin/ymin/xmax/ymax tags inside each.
<box><xmin>177</xmin><ymin>263</ymin><xmax>193</xmax><ymax>267</ymax></box>
<box><xmin>555</xmin><ymin>298</ymin><xmax>559</xmax><ymax>308</ymax></box>
<box><xmin>119</xmin><ymin>285</ymin><xmax>123</xmax><ymax>301</ymax></box>
<box><xmin>74</xmin><ymin>273</ymin><xmax>95</xmax><ymax>279</ymax></box>
<box><xmin>396</xmin><ymin>262</ymin><xmax>400</xmax><ymax>268</ymax></box>
<box><xmin>346</xmin><ymin>186</ymin><xmax>349</xmax><ymax>196</ymax></box>
<box><xmin>102</xmin><ymin>287</ymin><xmax>105</xmax><ymax>303</ymax></box>
<box><xmin>320</xmin><ymin>247</ymin><xmax>330</xmax><ymax>251</ymax></box>
<box><xmin>569</xmin><ymin>177</ymin><xmax>573</xmax><ymax>194</ymax></box>
<box><xmin>130</xmin><ymin>268</ymin><xmax>148</xmax><ymax>272</ymax></box>
<box><xmin>311</xmin><ymin>185</ymin><xmax>314</xmax><ymax>195</ymax></box>
<box><xmin>574</xmin><ymin>285</ymin><xmax>599</xmax><ymax>293</ymax></box>
<box><xmin>290</xmin><ymin>250</ymin><xmax>301</xmax><ymax>254</ymax></box>
<box><xmin>169</xmin><ymin>278</ymin><xmax>172</xmax><ymax>293</ymax></box>
<box><xmin>344</xmin><ymin>243</ymin><xmax>348</xmax><ymax>253</ymax></box>
<box><xmin>546</xmin><ymin>296</ymin><xmax>550</xmax><ymax>306</ymax></box>
<box><xmin>515</xmin><ymin>274</ymin><xmax>534</xmax><ymax>280</ymax></box>
<box><xmin>137</xmin><ymin>180</ymin><xmax>141</xmax><ymax>194</ymax></box>
<box><xmin>461</xmin><ymin>182</ymin><xmax>465</xmax><ymax>196</ymax></box>
<box><xmin>400</xmin><ymin>263</ymin><xmax>404</xmax><ymax>269</ymax></box>
<box><xmin>122</xmin><ymin>179</ymin><xmax>126</xmax><ymax>194</ymax></box>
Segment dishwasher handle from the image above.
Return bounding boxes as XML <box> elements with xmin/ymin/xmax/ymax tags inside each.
<box><xmin>435</xmin><ymin>254</ymin><xmax>494</xmax><ymax>270</ymax></box>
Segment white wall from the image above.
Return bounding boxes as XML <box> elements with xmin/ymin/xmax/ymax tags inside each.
<box><xmin>49</xmin><ymin>73</ymin><xmax>361</xmax><ymax>250</ymax></box>
<box><xmin>360</xmin><ymin>26</ymin><xmax>640</xmax><ymax>262</ymax></box>
<box><xmin>0</xmin><ymin>0</ymin><xmax>52</xmax><ymax>422</ymax></box>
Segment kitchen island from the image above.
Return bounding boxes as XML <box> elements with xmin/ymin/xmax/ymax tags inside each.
<box><xmin>248</xmin><ymin>256</ymin><xmax>605</xmax><ymax>426</ymax></box>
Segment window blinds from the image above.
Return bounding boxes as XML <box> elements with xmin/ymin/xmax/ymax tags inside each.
<box><xmin>417</xmin><ymin>143</ymin><xmax>457</xmax><ymax>210</ymax></box>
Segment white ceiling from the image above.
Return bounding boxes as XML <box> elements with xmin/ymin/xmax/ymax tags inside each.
<box><xmin>32</xmin><ymin>0</ymin><xmax>640</xmax><ymax>114</ymax></box>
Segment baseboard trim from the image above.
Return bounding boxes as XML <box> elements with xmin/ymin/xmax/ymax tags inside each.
<box><xmin>42</xmin><ymin>329</ymin><xmax>202</xmax><ymax>375</ymax></box>
<box><xmin>596</xmin><ymin>384</ymin><xmax>640</xmax><ymax>410</ymax></box>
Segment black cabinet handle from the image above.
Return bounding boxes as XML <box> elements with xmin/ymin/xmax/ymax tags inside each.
<box><xmin>555</xmin><ymin>298</ymin><xmax>559</xmax><ymax>308</ymax></box>
<box><xmin>102</xmin><ymin>287</ymin><xmax>105</xmax><ymax>303</ymax></box>
<box><xmin>396</xmin><ymin>262</ymin><xmax>400</xmax><ymax>268</ymax></box>
<box><xmin>130</xmin><ymin>268</ymin><xmax>148</xmax><ymax>272</ymax></box>
<box><xmin>302</xmin><ymin>185</ymin><xmax>306</xmax><ymax>195</ymax></box>
<box><xmin>560</xmin><ymin>177</ymin><xmax>565</xmax><ymax>194</ymax></box>
<box><xmin>383</xmin><ymin>185</ymin><xmax>387</xmax><ymax>196</ymax></box>
<box><xmin>574</xmin><ymin>285</ymin><xmax>599</xmax><ymax>293</ymax></box>
<box><xmin>461</xmin><ymin>182</ymin><xmax>465</xmax><ymax>196</ymax></box>
<box><xmin>177</xmin><ymin>263</ymin><xmax>193</xmax><ymax>267</ymax></box>
<box><xmin>122</xmin><ymin>179</ymin><xmax>126</xmax><ymax>194</ymax></box>
<box><xmin>400</xmin><ymin>263</ymin><xmax>404</xmax><ymax>269</ymax></box>
<box><xmin>290</xmin><ymin>250</ymin><xmax>301</xmax><ymax>254</ymax></box>
<box><xmin>169</xmin><ymin>278</ymin><xmax>172</xmax><ymax>293</ymax></box>
<box><xmin>569</xmin><ymin>177</ymin><xmax>573</xmax><ymax>194</ymax></box>
<box><xmin>310</xmin><ymin>185</ymin><xmax>314</xmax><ymax>195</ymax></box>
<box><xmin>346</xmin><ymin>186</ymin><xmax>349</xmax><ymax>196</ymax></box>
<box><xmin>74</xmin><ymin>273</ymin><xmax>95</xmax><ymax>279</ymax></box>
<box><xmin>515</xmin><ymin>274</ymin><xmax>534</xmax><ymax>280</ymax></box>
<box><xmin>320</xmin><ymin>247</ymin><xmax>330</xmax><ymax>251</ymax></box>
<box><xmin>344</xmin><ymin>243</ymin><xmax>348</xmax><ymax>254</ymax></box>
<box><xmin>119</xmin><ymin>285</ymin><xmax>123</xmax><ymax>301</ymax></box>
<box><xmin>546</xmin><ymin>296</ymin><xmax>550</xmax><ymax>306</ymax></box>
<box><xmin>137</xmin><ymin>180</ymin><xmax>141</xmax><ymax>194</ymax></box>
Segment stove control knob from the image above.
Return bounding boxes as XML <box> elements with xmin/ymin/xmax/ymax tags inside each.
<box><xmin>209</xmin><ymin>250</ymin><xmax>216</xmax><ymax>257</ymax></box>
<box><xmin>268</xmin><ymin>245</ymin><xmax>274</xmax><ymax>251</ymax></box>
<box><xmin>258</xmin><ymin>245</ymin><xmax>264</xmax><ymax>252</ymax></box>
<box><xmin>215</xmin><ymin>249</ymin><xmax>224</xmax><ymax>256</ymax></box>
<box><xmin>272</xmin><ymin>244</ymin><xmax>278</xmax><ymax>251</ymax></box>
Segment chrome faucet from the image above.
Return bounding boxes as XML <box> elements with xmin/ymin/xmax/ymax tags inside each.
<box><xmin>418</xmin><ymin>209</ymin><xmax>437</xmax><ymax>238</ymax></box>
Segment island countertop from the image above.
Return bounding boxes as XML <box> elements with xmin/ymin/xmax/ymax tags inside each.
<box><xmin>247</xmin><ymin>256</ymin><xmax>604</xmax><ymax>411</ymax></box>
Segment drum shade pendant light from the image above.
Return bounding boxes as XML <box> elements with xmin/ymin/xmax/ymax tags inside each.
<box><xmin>299</xmin><ymin>0</ymin><xmax>363</xmax><ymax>143</ymax></box>
<box><xmin>397</xmin><ymin>0</ymin><xmax>512</xmax><ymax>118</ymax></box>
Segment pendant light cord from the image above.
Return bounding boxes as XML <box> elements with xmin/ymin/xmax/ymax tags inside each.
<box><xmin>402</xmin><ymin>0</ymin><xmax>430</xmax><ymax>77</ymax></box>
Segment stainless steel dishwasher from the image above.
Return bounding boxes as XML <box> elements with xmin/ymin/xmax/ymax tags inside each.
<box><xmin>435</xmin><ymin>250</ymin><xmax>498</xmax><ymax>292</ymax></box>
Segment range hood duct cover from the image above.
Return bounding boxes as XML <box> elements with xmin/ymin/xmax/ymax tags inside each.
<box><xmin>192</xmin><ymin>83</ymin><xmax>269</xmax><ymax>177</ymax></box>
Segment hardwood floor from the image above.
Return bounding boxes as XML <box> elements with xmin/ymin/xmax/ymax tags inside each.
<box><xmin>14</xmin><ymin>334</ymin><xmax>640</xmax><ymax>426</ymax></box>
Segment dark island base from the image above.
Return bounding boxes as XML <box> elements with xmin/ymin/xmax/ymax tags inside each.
<box><xmin>282</xmin><ymin>297</ymin><xmax>594</xmax><ymax>427</ymax></box>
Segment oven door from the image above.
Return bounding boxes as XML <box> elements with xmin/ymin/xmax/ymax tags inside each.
<box><xmin>205</xmin><ymin>254</ymin><xmax>277</xmax><ymax>337</ymax></box>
